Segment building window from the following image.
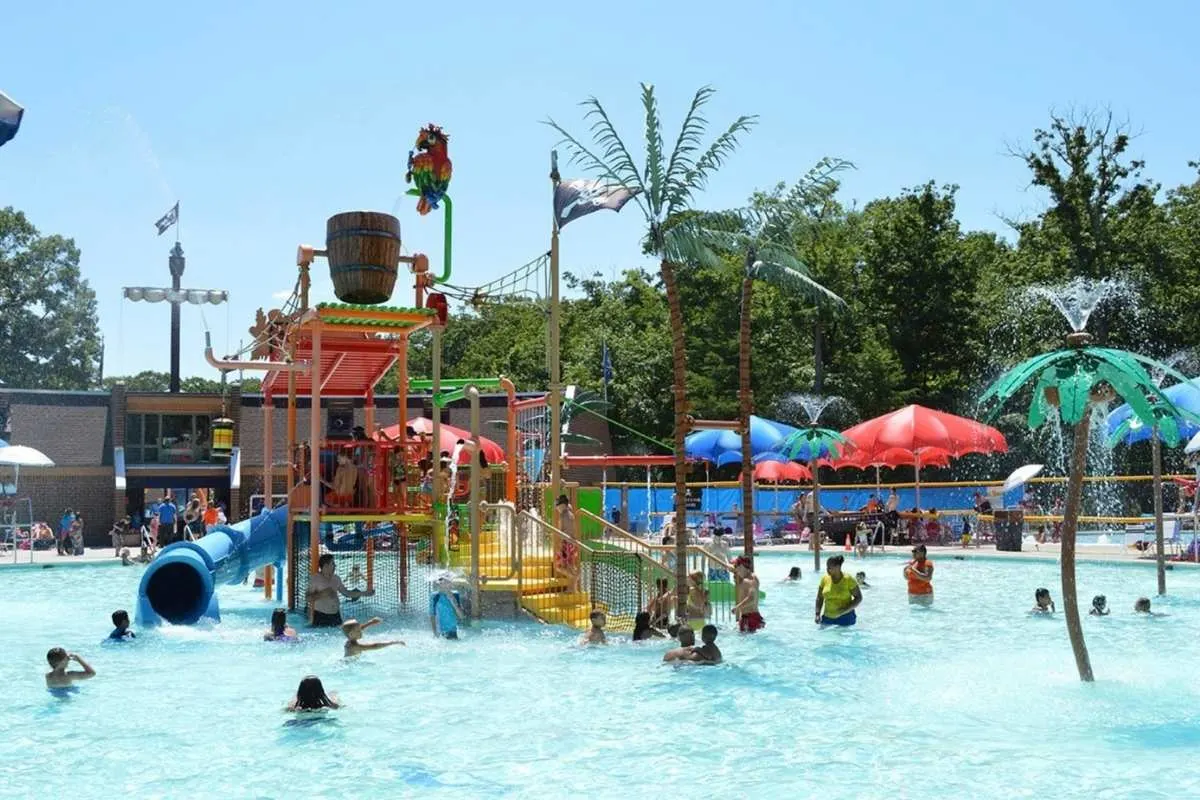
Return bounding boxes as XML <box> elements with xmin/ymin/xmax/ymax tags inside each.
<box><xmin>125</xmin><ymin>413</ymin><xmax>213</xmax><ymax>464</ymax></box>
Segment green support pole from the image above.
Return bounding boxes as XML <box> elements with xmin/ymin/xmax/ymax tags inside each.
<box><xmin>405</xmin><ymin>189</ymin><xmax>452</xmax><ymax>284</ymax></box>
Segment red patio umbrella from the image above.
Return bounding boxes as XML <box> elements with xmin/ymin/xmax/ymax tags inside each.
<box><xmin>374</xmin><ymin>417</ymin><xmax>506</xmax><ymax>465</ymax></box>
<box><xmin>841</xmin><ymin>405</ymin><xmax>1006</xmax><ymax>507</ymax></box>
<box><xmin>739</xmin><ymin>460</ymin><xmax>812</xmax><ymax>483</ymax></box>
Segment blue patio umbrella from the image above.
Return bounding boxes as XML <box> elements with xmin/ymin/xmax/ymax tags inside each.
<box><xmin>0</xmin><ymin>91</ymin><xmax>23</xmax><ymax>148</ymax></box>
<box><xmin>685</xmin><ymin>415</ymin><xmax>799</xmax><ymax>463</ymax></box>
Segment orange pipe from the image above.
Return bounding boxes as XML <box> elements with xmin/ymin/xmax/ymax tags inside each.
<box><xmin>500</xmin><ymin>376</ymin><xmax>517</xmax><ymax>504</ymax></box>
<box><xmin>365</xmin><ymin>537</ymin><xmax>375</xmax><ymax>593</ymax></box>
<box><xmin>309</xmin><ymin>324</ymin><xmax>322</xmax><ymax>577</ymax></box>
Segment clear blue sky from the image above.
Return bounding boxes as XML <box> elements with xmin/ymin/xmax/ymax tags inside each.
<box><xmin>2</xmin><ymin>0</ymin><xmax>1196</xmax><ymax>380</ymax></box>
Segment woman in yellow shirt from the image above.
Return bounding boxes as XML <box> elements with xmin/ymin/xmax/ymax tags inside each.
<box><xmin>815</xmin><ymin>554</ymin><xmax>863</xmax><ymax>627</ymax></box>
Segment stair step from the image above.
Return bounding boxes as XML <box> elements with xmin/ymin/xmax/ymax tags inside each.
<box><xmin>522</xmin><ymin>591</ymin><xmax>591</xmax><ymax>608</ymax></box>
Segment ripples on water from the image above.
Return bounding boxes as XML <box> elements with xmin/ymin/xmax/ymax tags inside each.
<box><xmin>3</xmin><ymin>556</ymin><xmax>1200</xmax><ymax>798</ymax></box>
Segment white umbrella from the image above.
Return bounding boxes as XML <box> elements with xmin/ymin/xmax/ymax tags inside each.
<box><xmin>1185</xmin><ymin>430</ymin><xmax>1200</xmax><ymax>455</ymax></box>
<box><xmin>0</xmin><ymin>445</ymin><xmax>54</xmax><ymax>467</ymax></box>
<box><xmin>1003</xmin><ymin>463</ymin><xmax>1044</xmax><ymax>494</ymax></box>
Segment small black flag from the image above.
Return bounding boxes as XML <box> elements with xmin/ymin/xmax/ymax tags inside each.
<box><xmin>155</xmin><ymin>202</ymin><xmax>179</xmax><ymax>236</ymax></box>
<box><xmin>554</xmin><ymin>179</ymin><xmax>639</xmax><ymax>230</ymax></box>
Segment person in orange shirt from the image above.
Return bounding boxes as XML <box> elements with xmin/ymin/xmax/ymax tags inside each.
<box><xmin>202</xmin><ymin>502</ymin><xmax>219</xmax><ymax>532</ymax></box>
<box><xmin>904</xmin><ymin>543</ymin><xmax>934</xmax><ymax>605</ymax></box>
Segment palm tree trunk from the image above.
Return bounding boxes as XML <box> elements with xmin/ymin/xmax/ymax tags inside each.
<box><xmin>661</xmin><ymin>257</ymin><xmax>690</xmax><ymax>620</ymax></box>
<box><xmin>739</xmin><ymin>262</ymin><xmax>754</xmax><ymax>566</ymax></box>
<box><xmin>811</xmin><ymin>461</ymin><xmax>822</xmax><ymax>573</ymax></box>
<box><xmin>813</xmin><ymin>316</ymin><xmax>824</xmax><ymax>394</ymax></box>
<box><xmin>1062</xmin><ymin>413</ymin><xmax>1095</xmax><ymax>682</ymax></box>
<box><xmin>1152</xmin><ymin>432</ymin><xmax>1166</xmax><ymax>595</ymax></box>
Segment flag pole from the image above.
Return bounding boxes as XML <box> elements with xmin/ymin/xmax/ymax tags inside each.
<box><xmin>548</xmin><ymin>151</ymin><xmax>563</xmax><ymax>502</ymax></box>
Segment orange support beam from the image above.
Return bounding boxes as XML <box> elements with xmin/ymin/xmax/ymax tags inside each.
<box><xmin>365</xmin><ymin>536</ymin><xmax>375</xmax><ymax>593</ymax></box>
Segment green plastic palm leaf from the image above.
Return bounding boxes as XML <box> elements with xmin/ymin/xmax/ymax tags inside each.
<box><xmin>777</xmin><ymin>427</ymin><xmax>850</xmax><ymax>462</ymax></box>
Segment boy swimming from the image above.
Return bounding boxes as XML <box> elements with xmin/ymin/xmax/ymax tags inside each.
<box><xmin>1089</xmin><ymin>595</ymin><xmax>1109</xmax><ymax>616</ymax></box>
<box><xmin>855</xmin><ymin>571</ymin><xmax>870</xmax><ymax>588</ymax></box>
<box><xmin>45</xmin><ymin>648</ymin><xmax>96</xmax><ymax>688</ymax></box>
<box><xmin>663</xmin><ymin>627</ymin><xmax>697</xmax><ymax>662</ymax></box>
<box><xmin>108</xmin><ymin>609</ymin><xmax>135</xmax><ymax>641</ymax></box>
<box><xmin>342</xmin><ymin>617</ymin><xmax>405</xmax><ymax>657</ymax></box>
<box><xmin>581</xmin><ymin>610</ymin><xmax>607</xmax><ymax>645</ymax></box>
<box><xmin>1031</xmin><ymin>588</ymin><xmax>1055</xmax><ymax>614</ymax></box>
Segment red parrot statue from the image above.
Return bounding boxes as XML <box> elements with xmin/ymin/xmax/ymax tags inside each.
<box><xmin>405</xmin><ymin>124</ymin><xmax>452</xmax><ymax>216</ymax></box>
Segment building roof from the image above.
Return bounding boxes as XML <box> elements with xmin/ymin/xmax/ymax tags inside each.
<box><xmin>1</xmin><ymin>389</ymin><xmax>112</xmax><ymax>466</ymax></box>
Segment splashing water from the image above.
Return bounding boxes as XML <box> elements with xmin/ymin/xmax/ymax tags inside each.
<box><xmin>446</xmin><ymin>441</ymin><xmax>465</xmax><ymax>510</ymax></box>
<box><xmin>1024</xmin><ymin>276</ymin><xmax>1134</xmax><ymax>333</ymax></box>
<box><xmin>776</xmin><ymin>393</ymin><xmax>854</xmax><ymax>426</ymax></box>
<box><xmin>1150</xmin><ymin>347</ymin><xmax>1199</xmax><ymax>388</ymax></box>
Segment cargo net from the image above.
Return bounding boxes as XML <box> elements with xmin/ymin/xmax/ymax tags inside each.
<box><xmin>515</xmin><ymin>396</ymin><xmax>550</xmax><ymax>514</ymax></box>
<box><xmin>289</xmin><ymin>520</ymin><xmax>438</xmax><ymax>619</ymax></box>
<box><xmin>581</xmin><ymin>549</ymin><xmax>648</xmax><ymax>633</ymax></box>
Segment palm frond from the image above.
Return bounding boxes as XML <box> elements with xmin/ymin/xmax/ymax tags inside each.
<box><xmin>662</xmin><ymin>220</ymin><xmax>721</xmax><ymax>269</ymax></box>
<box><xmin>752</xmin><ymin>256</ymin><xmax>847</xmax><ymax>309</ymax></box>
<box><xmin>641</xmin><ymin>84</ymin><xmax>666</xmax><ymax>218</ymax></box>
<box><xmin>582</xmin><ymin>96</ymin><xmax>644</xmax><ymax>188</ymax></box>
<box><xmin>662</xmin><ymin>86</ymin><xmax>717</xmax><ymax>209</ymax></box>
<box><xmin>667</xmin><ymin>114</ymin><xmax>758</xmax><ymax>216</ymax></box>
<box><xmin>543</xmin><ymin>116</ymin><xmax>649</xmax><ymax>220</ymax></box>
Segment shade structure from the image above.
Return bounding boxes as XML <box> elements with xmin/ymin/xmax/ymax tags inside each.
<box><xmin>0</xmin><ymin>444</ymin><xmax>54</xmax><ymax>467</ymax></box>
<box><xmin>375</xmin><ymin>417</ymin><xmax>506</xmax><ymax>465</ymax></box>
<box><xmin>834</xmin><ymin>446</ymin><xmax>951</xmax><ymax>471</ymax></box>
<box><xmin>0</xmin><ymin>90</ymin><xmax>23</xmax><ymax>148</ymax></box>
<box><xmin>685</xmin><ymin>415</ymin><xmax>798</xmax><ymax>464</ymax></box>
<box><xmin>1106</xmin><ymin>377</ymin><xmax>1200</xmax><ymax>446</ymax></box>
<box><xmin>842</xmin><ymin>404</ymin><xmax>1006</xmax><ymax>459</ymax></box>
<box><xmin>739</xmin><ymin>460</ymin><xmax>812</xmax><ymax>484</ymax></box>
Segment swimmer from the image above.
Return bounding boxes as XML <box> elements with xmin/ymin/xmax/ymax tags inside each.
<box><xmin>45</xmin><ymin>648</ymin><xmax>95</xmax><ymax>689</ymax></box>
<box><xmin>108</xmin><ymin>609</ymin><xmax>135</xmax><ymax>641</ymax></box>
<box><xmin>429</xmin><ymin>576</ymin><xmax>465</xmax><ymax>639</ymax></box>
<box><xmin>287</xmin><ymin>675</ymin><xmax>340</xmax><ymax>711</ymax></box>
<box><xmin>691</xmin><ymin>624</ymin><xmax>722</xmax><ymax>665</ymax></box>
<box><xmin>815</xmin><ymin>554</ymin><xmax>862</xmax><ymax>626</ymax></box>
<box><xmin>781</xmin><ymin>566</ymin><xmax>802</xmax><ymax>583</ymax></box>
<box><xmin>855</xmin><ymin>571</ymin><xmax>870</xmax><ymax>588</ymax></box>
<box><xmin>663</xmin><ymin>627</ymin><xmax>697</xmax><ymax>662</ymax></box>
<box><xmin>732</xmin><ymin>556</ymin><xmax>764</xmax><ymax>633</ymax></box>
<box><xmin>264</xmin><ymin>608</ymin><xmax>299</xmax><ymax>642</ymax></box>
<box><xmin>854</xmin><ymin>523</ymin><xmax>870</xmax><ymax>558</ymax></box>
<box><xmin>119</xmin><ymin>548</ymin><xmax>133</xmax><ymax>566</ymax></box>
<box><xmin>581</xmin><ymin>609</ymin><xmax>607</xmax><ymax>645</ymax></box>
<box><xmin>1134</xmin><ymin>597</ymin><xmax>1160</xmax><ymax>615</ymax></box>
<box><xmin>1031</xmin><ymin>587</ymin><xmax>1055</xmax><ymax>614</ymax></box>
<box><xmin>1089</xmin><ymin>595</ymin><xmax>1109</xmax><ymax>616</ymax></box>
<box><xmin>904</xmin><ymin>544</ymin><xmax>934</xmax><ymax>604</ymax></box>
<box><xmin>632</xmin><ymin>611</ymin><xmax>665</xmax><ymax>641</ymax></box>
<box><xmin>342</xmin><ymin>617</ymin><xmax>405</xmax><ymax>657</ymax></box>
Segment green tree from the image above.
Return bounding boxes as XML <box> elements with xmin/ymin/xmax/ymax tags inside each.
<box><xmin>547</xmin><ymin>84</ymin><xmax>756</xmax><ymax>614</ymax></box>
<box><xmin>0</xmin><ymin>207</ymin><xmax>101</xmax><ymax>389</ymax></box>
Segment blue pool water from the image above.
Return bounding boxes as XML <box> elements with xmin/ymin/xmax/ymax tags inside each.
<box><xmin>4</xmin><ymin>554</ymin><xmax>1200</xmax><ymax>798</ymax></box>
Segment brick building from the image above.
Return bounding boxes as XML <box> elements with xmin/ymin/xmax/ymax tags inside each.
<box><xmin>1</xmin><ymin>386</ymin><xmax>611</xmax><ymax>545</ymax></box>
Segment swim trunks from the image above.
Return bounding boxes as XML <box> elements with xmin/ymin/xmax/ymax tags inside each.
<box><xmin>310</xmin><ymin>610</ymin><xmax>343</xmax><ymax>627</ymax></box>
<box><xmin>738</xmin><ymin>611</ymin><xmax>765</xmax><ymax>633</ymax></box>
<box><xmin>821</xmin><ymin>610</ymin><xmax>857</xmax><ymax>626</ymax></box>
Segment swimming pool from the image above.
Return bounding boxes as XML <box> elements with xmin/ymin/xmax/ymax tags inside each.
<box><xmin>4</xmin><ymin>554</ymin><xmax>1200</xmax><ymax>799</ymax></box>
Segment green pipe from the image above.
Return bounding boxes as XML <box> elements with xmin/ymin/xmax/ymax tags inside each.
<box><xmin>433</xmin><ymin>387</ymin><xmax>466</xmax><ymax>408</ymax></box>
<box><xmin>411</xmin><ymin>377</ymin><xmax>503</xmax><ymax>392</ymax></box>
<box><xmin>405</xmin><ymin>189</ymin><xmax>452</xmax><ymax>284</ymax></box>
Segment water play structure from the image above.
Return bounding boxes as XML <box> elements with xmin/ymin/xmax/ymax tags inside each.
<box><xmin>137</xmin><ymin>505</ymin><xmax>288</xmax><ymax>625</ymax></box>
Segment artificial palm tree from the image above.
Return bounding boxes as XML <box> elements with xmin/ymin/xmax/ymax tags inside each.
<box><xmin>547</xmin><ymin>84</ymin><xmax>756</xmax><ymax>617</ymax></box>
<box><xmin>980</xmin><ymin>333</ymin><xmax>1185</xmax><ymax>682</ymax></box>
<box><xmin>705</xmin><ymin>159</ymin><xmax>851</xmax><ymax>565</ymax></box>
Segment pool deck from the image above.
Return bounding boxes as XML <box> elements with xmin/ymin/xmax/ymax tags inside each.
<box><xmin>0</xmin><ymin>547</ymin><xmax>141</xmax><ymax>569</ymax></box>
<box><xmin>763</xmin><ymin>542</ymin><xmax>1200</xmax><ymax>566</ymax></box>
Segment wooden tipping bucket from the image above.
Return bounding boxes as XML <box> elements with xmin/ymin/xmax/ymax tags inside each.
<box><xmin>325</xmin><ymin>211</ymin><xmax>402</xmax><ymax>304</ymax></box>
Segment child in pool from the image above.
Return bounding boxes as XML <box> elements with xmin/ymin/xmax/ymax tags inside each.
<box><xmin>1089</xmin><ymin>595</ymin><xmax>1109</xmax><ymax>616</ymax></box>
<box><xmin>1134</xmin><ymin>597</ymin><xmax>1163</xmax><ymax>615</ymax></box>
<box><xmin>581</xmin><ymin>610</ymin><xmax>607</xmax><ymax>645</ymax></box>
<box><xmin>45</xmin><ymin>648</ymin><xmax>95</xmax><ymax>688</ymax></box>
<box><xmin>1031</xmin><ymin>587</ymin><xmax>1055</xmax><ymax>614</ymax></box>
<box><xmin>429</xmin><ymin>577</ymin><xmax>465</xmax><ymax>639</ymax></box>
<box><xmin>108</xmin><ymin>609</ymin><xmax>135</xmax><ymax>641</ymax></box>
<box><xmin>119</xmin><ymin>548</ymin><xmax>134</xmax><ymax>566</ymax></box>
<box><xmin>264</xmin><ymin>608</ymin><xmax>299</xmax><ymax>642</ymax></box>
<box><xmin>691</xmin><ymin>624</ymin><xmax>722</xmax><ymax>665</ymax></box>
<box><xmin>632</xmin><ymin>611</ymin><xmax>665</xmax><ymax>641</ymax></box>
<box><xmin>342</xmin><ymin>617</ymin><xmax>405</xmax><ymax>656</ymax></box>
<box><xmin>663</xmin><ymin>627</ymin><xmax>697</xmax><ymax>662</ymax></box>
<box><xmin>855</xmin><ymin>571</ymin><xmax>870</xmax><ymax>588</ymax></box>
<box><xmin>781</xmin><ymin>566</ymin><xmax>802</xmax><ymax>583</ymax></box>
<box><xmin>287</xmin><ymin>675</ymin><xmax>340</xmax><ymax>711</ymax></box>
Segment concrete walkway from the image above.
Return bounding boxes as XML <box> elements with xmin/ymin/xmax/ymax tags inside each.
<box><xmin>0</xmin><ymin>547</ymin><xmax>135</xmax><ymax>569</ymax></box>
<box><xmin>761</xmin><ymin>541</ymin><xmax>1200</xmax><ymax>566</ymax></box>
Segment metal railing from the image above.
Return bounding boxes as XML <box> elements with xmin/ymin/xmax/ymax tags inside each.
<box><xmin>578</xmin><ymin>509</ymin><xmax>735</xmax><ymax>625</ymax></box>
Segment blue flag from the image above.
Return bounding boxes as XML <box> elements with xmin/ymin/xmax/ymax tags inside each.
<box><xmin>601</xmin><ymin>342</ymin><xmax>613</xmax><ymax>384</ymax></box>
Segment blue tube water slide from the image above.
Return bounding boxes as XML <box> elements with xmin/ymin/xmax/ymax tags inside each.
<box><xmin>136</xmin><ymin>505</ymin><xmax>289</xmax><ymax>626</ymax></box>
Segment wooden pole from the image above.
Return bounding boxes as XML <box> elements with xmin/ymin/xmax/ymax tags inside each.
<box><xmin>1062</xmin><ymin>413</ymin><xmax>1095</xmax><ymax>682</ymax></box>
<box><xmin>309</xmin><ymin>325</ymin><xmax>322</xmax><ymax>578</ymax></box>
<box><xmin>431</xmin><ymin>328</ymin><xmax>443</xmax><ymax>562</ymax></box>
<box><xmin>548</xmin><ymin>152</ymin><xmax>563</xmax><ymax>499</ymax></box>
<box><xmin>1152</xmin><ymin>431</ymin><xmax>1166</xmax><ymax>595</ymax></box>
<box><xmin>263</xmin><ymin>390</ymin><xmax>274</xmax><ymax>509</ymax></box>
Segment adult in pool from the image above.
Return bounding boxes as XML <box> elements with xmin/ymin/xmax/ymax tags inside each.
<box><xmin>287</xmin><ymin>675</ymin><xmax>340</xmax><ymax>711</ymax></box>
<box><xmin>904</xmin><ymin>544</ymin><xmax>934</xmax><ymax>605</ymax></box>
<box><xmin>307</xmin><ymin>553</ymin><xmax>373</xmax><ymax>627</ymax></box>
<box><xmin>815</xmin><ymin>555</ymin><xmax>862</xmax><ymax>627</ymax></box>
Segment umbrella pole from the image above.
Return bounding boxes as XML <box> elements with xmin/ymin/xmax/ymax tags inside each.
<box><xmin>1153</xmin><ymin>432</ymin><xmax>1166</xmax><ymax>595</ymax></box>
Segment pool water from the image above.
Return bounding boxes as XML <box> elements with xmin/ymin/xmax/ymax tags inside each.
<box><xmin>4</xmin><ymin>554</ymin><xmax>1200</xmax><ymax>799</ymax></box>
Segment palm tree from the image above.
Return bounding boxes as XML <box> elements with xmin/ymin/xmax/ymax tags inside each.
<box><xmin>546</xmin><ymin>84</ymin><xmax>756</xmax><ymax>617</ymax></box>
<box><xmin>706</xmin><ymin>159</ymin><xmax>851</xmax><ymax>564</ymax></box>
